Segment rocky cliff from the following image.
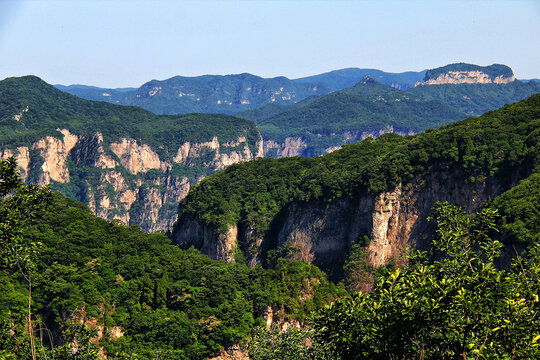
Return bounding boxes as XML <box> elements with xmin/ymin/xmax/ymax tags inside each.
<box><xmin>174</xmin><ymin>166</ymin><xmax>526</xmax><ymax>278</ymax></box>
<box><xmin>262</xmin><ymin>127</ymin><xmax>418</xmax><ymax>157</ymax></box>
<box><xmin>415</xmin><ymin>63</ymin><xmax>515</xmax><ymax>86</ymax></box>
<box><xmin>1</xmin><ymin>127</ymin><xmax>262</xmax><ymax>232</ymax></box>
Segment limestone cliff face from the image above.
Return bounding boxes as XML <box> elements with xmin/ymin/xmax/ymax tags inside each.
<box><xmin>415</xmin><ymin>71</ymin><xmax>515</xmax><ymax>85</ymax></box>
<box><xmin>174</xmin><ymin>166</ymin><xmax>525</xmax><ymax>277</ymax></box>
<box><xmin>174</xmin><ymin>135</ymin><xmax>263</xmax><ymax>169</ymax></box>
<box><xmin>1</xmin><ymin>146</ymin><xmax>30</xmax><ymax>180</ymax></box>
<box><xmin>32</xmin><ymin>129</ymin><xmax>79</xmax><ymax>184</ymax></box>
<box><xmin>263</xmin><ymin>137</ymin><xmax>309</xmax><ymax>157</ymax></box>
<box><xmin>1</xmin><ymin>129</ymin><xmax>261</xmax><ymax>232</ymax></box>
<box><xmin>110</xmin><ymin>138</ymin><xmax>169</xmax><ymax>174</ymax></box>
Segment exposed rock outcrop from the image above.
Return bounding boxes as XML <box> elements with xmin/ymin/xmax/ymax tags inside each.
<box><xmin>174</xmin><ymin>166</ymin><xmax>526</xmax><ymax>278</ymax></box>
<box><xmin>32</xmin><ymin>129</ymin><xmax>78</xmax><ymax>184</ymax></box>
<box><xmin>415</xmin><ymin>71</ymin><xmax>515</xmax><ymax>85</ymax></box>
<box><xmin>415</xmin><ymin>64</ymin><xmax>515</xmax><ymax>86</ymax></box>
<box><xmin>1</xmin><ymin>146</ymin><xmax>30</xmax><ymax>180</ymax></box>
<box><xmin>1</xmin><ymin>129</ymin><xmax>261</xmax><ymax>232</ymax></box>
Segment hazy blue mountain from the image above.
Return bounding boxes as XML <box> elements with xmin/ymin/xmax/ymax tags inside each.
<box><xmin>56</xmin><ymin>73</ymin><xmax>331</xmax><ymax>115</ymax></box>
<box><xmin>54</xmin><ymin>84</ymin><xmax>135</xmax><ymax>103</ymax></box>
<box><xmin>294</xmin><ymin>68</ymin><xmax>426</xmax><ymax>91</ymax></box>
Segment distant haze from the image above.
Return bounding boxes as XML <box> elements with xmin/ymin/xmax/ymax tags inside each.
<box><xmin>0</xmin><ymin>0</ymin><xmax>539</xmax><ymax>88</ymax></box>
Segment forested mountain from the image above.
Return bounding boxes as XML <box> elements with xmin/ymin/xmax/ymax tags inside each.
<box><xmin>0</xmin><ymin>76</ymin><xmax>263</xmax><ymax>232</ymax></box>
<box><xmin>237</xmin><ymin>64</ymin><xmax>540</xmax><ymax>157</ymax></box>
<box><xmin>294</xmin><ymin>67</ymin><xmax>426</xmax><ymax>91</ymax></box>
<box><xmin>408</xmin><ymin>80</ymin><xmax>540</xmax><ymax>116</ymax></box>
<box><xmin>173</xmin><ymin>94</ymin><xmax>539</xmax><ymax>280</ymax></box>
<box><xmin>56</xmin><ymin>73</ymin><xmax>331</xmax><ymax>115</ymax></box>
<box><xmin>240</xmin><ymin>76</ymin><xmax>466</xmax><ymax>157</ymax></box>
<box><xmin>1</xmin><ymin>94</ymin><xmax>538</xmax><ymax>360</ymax></box>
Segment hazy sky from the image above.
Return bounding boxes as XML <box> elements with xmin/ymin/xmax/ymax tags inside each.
<box><xmin>1</xmin><ymin>0</ymin><xmax>539</xmax><ymax>88</ymax></box>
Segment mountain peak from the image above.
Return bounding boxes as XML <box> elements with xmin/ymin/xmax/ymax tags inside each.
<box><xmin>360</xmin><ymin>75</ymin><xmax>377</xmax><ymax>84</ymax></box>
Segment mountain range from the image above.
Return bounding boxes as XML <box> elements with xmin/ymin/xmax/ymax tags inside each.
<box><xmin>1</xmin><ymin>62</ymin><xmax>539</xmax><ymax>359</ymax></box>
<box><xmin>54</xmin><ymin>63</ymin><xmax>535</xmax><ymax>118</ymax></box>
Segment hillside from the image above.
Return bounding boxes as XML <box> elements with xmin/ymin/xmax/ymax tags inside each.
<box><xmin>1</xmin><ymin>192</ymin><xmax>344</xmax><ymax>359</ymax></box>
<box><xmin>408</xmin><ymin>79</ymin><xmax>540</xmax><ymax>116</ymax></box>
<box><xmin>56</xmin><ymin>73</ymin><xmax>332</xmax><ymax>115</ymax></box>
<box><xmin>173</xmin><ymin>94</ymin><xmax>540</xmax><ymax>279</ymax></box>
<box><xmin>241</xmin><ymin>76</ymin><xmax>466</xmax><ymax>157</ymax></box>
<box><xmin>0</xmin><ymin>76</ymin><xmax>263</xmax><ymax>232</ymax></box>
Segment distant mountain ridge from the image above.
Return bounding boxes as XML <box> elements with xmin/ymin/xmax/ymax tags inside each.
<box><xmin>241</xmin><ymin>76</ymin><xmax>466</xmax><ymax>157</ymax></box>
<box><xmin>57</xmin><ymin>73</ymin><xmax>332</xmax><ymax>115</ymax></box>
<box><xmin>294</xmin><ymin>67</ymin><xmax>426</xmax><ymax>91</ymax></box>
<box><xmin>54</xmin><ymin>63</ymin><xmax>535</xmax><ymax>118</ymax></box>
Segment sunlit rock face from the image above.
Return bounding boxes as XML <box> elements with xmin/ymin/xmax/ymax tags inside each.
<box><xmin>1</xmin><ymin>129</ymin><xmax>262</xmax><ymax>232</ymax></box>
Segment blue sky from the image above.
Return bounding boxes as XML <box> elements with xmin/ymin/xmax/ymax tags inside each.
<box><xmin>0</xmin><ymin>0</ymin><xmax>539</xmax><ymax>88</ymax></box>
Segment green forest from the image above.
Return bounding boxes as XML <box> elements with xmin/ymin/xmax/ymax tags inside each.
<box><xmin>2</xmin><ymin>155</ymin><xmax>539</xmax><ymax>359</ymax></box>
<box><xmin>0</xmin><ymin>82</ymin><xmax>538</xmax><ymax>358</ymax></box>
<box><xmin>1</xmin><ymin>158</ymin><xmax>345</xmax><ymax>359</ymax></box>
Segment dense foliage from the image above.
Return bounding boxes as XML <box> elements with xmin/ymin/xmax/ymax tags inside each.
<box><xmin>1</xmin><ymin>190</ymin><xmax>344</xmax><ymax>359</ymax></box>
<box><xmin>492</xmin><ymin>168</ymin><xmax>540</xmax><ymax>247</ymax></box>
<box><xmin>179</xmin><ymin>94</ymin><xmax>540</xmax><ymax>239</ymax></box>
<box><xmin>313</xmin><ymin>202</ymin><xmax>540</xmax><ymax>359</ymax></box>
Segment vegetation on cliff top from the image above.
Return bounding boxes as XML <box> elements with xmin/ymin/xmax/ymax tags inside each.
<box><xmin>178</xmin><ymin>94</ymin><xmax>540</xmax><ymax>237</ymax></box>
<box><xmin>421</xmin><ymin>62</ymin><xmax>514</xmax><ymax>81</ymax></box>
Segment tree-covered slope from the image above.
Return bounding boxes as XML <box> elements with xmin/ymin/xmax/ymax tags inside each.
<box><xmin>0</xmin><ymin>192</ymin><xmax>344</xmax><ymax>359</ymax></box>
<box><xmin>492</xmin><ymin>168</ymin><xmax>540</xmax><ymax>247</ymax></box>
<box><xmin>56</xmin><ymin>73</ymin><xmax>332</xmax><ymax>115</ymax></box>
<box><xmin>242</xmin><ymin>77</ymin><xmax>466</xmax><ymax>156</ymax></box>
<box><xmin>0</xmin><ymin>76</ymin><xmax>263</xmax><ymax>232</ymax></box>
<box><xmin>174</xmin><ymin>94</ymin><xmax>539</xmax><ymax>272</ymax></box>
<box><xmin>408</xmin><ymin>80</ymin><xmax>540</xmax><ymax>116</ymax></box>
